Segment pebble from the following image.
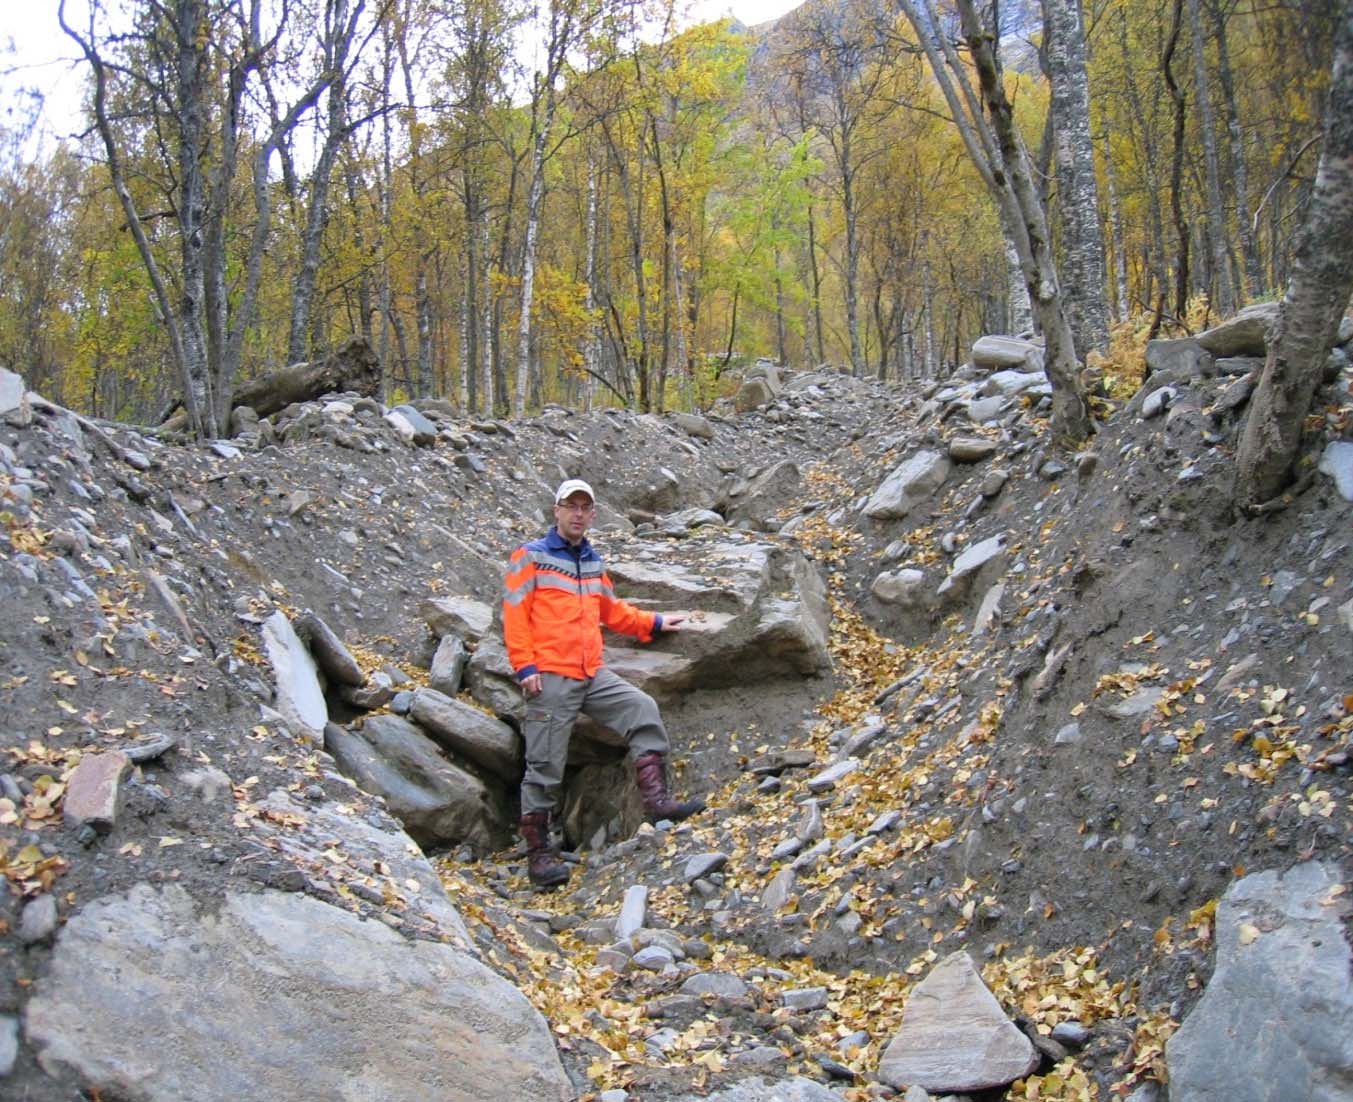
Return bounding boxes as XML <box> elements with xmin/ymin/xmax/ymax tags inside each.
<box><xmin>19</xmin><ymin>893</ymin><xmax>58</xmax><ymax>944</ymax></box>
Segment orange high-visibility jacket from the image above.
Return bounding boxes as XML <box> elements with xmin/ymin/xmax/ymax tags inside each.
<box><xmin>503</xmin><ymin>528</ymin><xmax>660</xmax><ymax>680</ymax></box>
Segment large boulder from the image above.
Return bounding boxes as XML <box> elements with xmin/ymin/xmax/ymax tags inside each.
<box><xmin>971</xmin><ymin>335</ymin><xmax>1043</xmax><ymax>371</ymax></box>
<box><xmin>1196</xmin><ymin>302</ymin><xmax>1280</xmax><ymax>357</ymax></box>
<box><xmin>410</xmin><ymin>688</ymin><xmax>522</xmax><ymax>782</ymax></box>
<box><xmin>725</xmin><ymin>459</ymin><xmax>802</xmax><ymax>531</ymax></box>
<box><xmin>862</xmin><ymin>451</ymin><xmax>950</xmax><ymax>520</ymax></box>
<box><xmin>324</xmin><ymin>716</ymin><xmax>500</xmax><ymax>849</ymax></box>
<box><xmin>25</xmin><ymin>884</ymin><xmax>573</xmax><ymax>1102</ymax></box>
<box><xmin>1166</xmin><ymin>861</ymin><xmax>1352</xmax><ymax>1102</ymax></box>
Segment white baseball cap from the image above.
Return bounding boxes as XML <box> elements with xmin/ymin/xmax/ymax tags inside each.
<box><xmin>555</xmin><ymin>478</ymin><xmax>595</xmax><ymax>504</ymax></box>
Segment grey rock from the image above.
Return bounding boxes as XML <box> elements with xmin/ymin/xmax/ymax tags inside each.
<box><xmin>1196</xmin><ymin>302</ymin><xmax>1279</xmax><ymax>357</ymax></box>
<box><xmin>762</xmin><ymin>867</ymin><xmax>797</xmax><ymax>912</ymax></box>
<box><xmin>972</xmin><ymin>335</ymin><xmax>1041</xmax><ymax>370</ymax></box>
<box><xmin>1141</xmin><ymin>386</ymin><xmax>1176</xmax><ymax>419</ymax></box>
<box><xmin>980</xmin><ymin>469</ymin><xmax>1009</xmax><ymax>498</ymax></box>
<box><xmin>293</xmin><ymin>611</ymin><xmax>365</xmax><ymax>687</ymax></box>
<box><xmin>616</xmin><ymin>885</ymin><xmax>649</xmax><ymax>940</ymax></box>
<box><xmin>879</xmin><ymin>950</ymin><xmax>1038</xmax><ymax>1092</ymax></box>
<box><xmin>25</xmin><ymin>884</ymin><xmax>570</xmax><ymax>1102</ymax></box>
<box><xmin>966</xmin><ymin>396</ymin><xmax>1007</xmax><ymax>424</ymax></box>
<box><xmin>726</xmin><ymin>460</ymin><xmax>802</xmax><ymax>531</ymax></box>
<box><xmin>1166</xmin><ymin>861</ymin><xmax>1352</xmax><ymax>1102</ymax></box>
<box><xmin>262</xmin><ymin>611</ymin><xmax>328</xmax><ymax>742</ymax></box>
<box><xmin>695</xmin><ymin>1076</ymin><xmax>849</xmax><ymax>1102</ymax></box>
<box><xmin>1051</xmin><ymin>1021</ymin><xmax>1090</xmax><ymax>1049</ymax></box>
<box><xmin>982</xmin><ymin>369</ymin><xmax>1047</xmax><ymax>397</ymax></box>
<box><xmin>1145</xmin><ymin>338</ymin><xmax>1212</xmax><ymax>377</ymax></box>
<box><xmin>1054</xmin><ymin>722</ymin><xmax>1082</xmax><ymax>746</ymax></box>
<box><xmin>632</xmin><ymin>945</ymin><xmax>675</xmax><ymax>971</ymax></box>
<box><xmin>1100</xmin><ymin>686</ymin><xmax>1164</xmax><ymax>720</ymax></box>
<box><xmin>0</xmin><ymin>367</ymin><xmax>29</xmax><ymax>424</ymax></box>
<box><xmin>420</xmin><ymin>596</ymin><xmax>495</xmax><ymax>643</ymax></box>
<box><xmin>323</xmin><ymin>717</ymin><xmax>498</xmax><ymax>850</ymax></box>
<box><xmin>685</xmin><ymin>852</ymin><xmax>729</xmax><ymax>883</ymax></box>
<box><xmin>1317</xmin><ymin>441</ymin><xmax>1353</xmax><ymax>502</ymax></box>
<box><xmin>428</xmin><ymin>635</ymin><xmax>469</xmax><ymax>697</ymax></box>
<box><xmin>949</xmin><ymin>436</ymin><xmax>998</xmax><ymax>463</ymax></box>
<box><xmin>0</xmin><ymin>1015</ymin><xmax>16</xmax><ymax>1076</ymax></box>
<box><xmin>680</xmin><ymin>972</ymin><xmax>750</xmax><ymax>999</ymax></box>
<box><xmin>18</xmin><ymin>893</ymin><xmax>59</xmax><ymax>944</ymax></box>
<box><xmin>807</xmin><ymin>759</ymin><xmax>858</xmax><ymax>793</ymax></box>
<box><xmin>863</xmin><ymin>451</ymin><xmax>950</xmax><ymax>520</ymax></box>
<box><xmin>937</xmin><ymin>535</ymin><xmax>1006</xmax><ymax>596</ymax></box>
<box><xmin>872</xmin><ymin>568</ymin><xmax>928</xmax><ymax>607</ymax></box>
<box><xmin>735</xmin><ymin>377</ymin><xmax>775</xmax><ymax>411</ymax></box>
<box><xmin>390</xmin><ymin>404</ymin><xmax>438</xmax><ymax>444</ymax></box>
<box><xmin>669</xmin><ymin>411</ymin><xmax>715</xmax><ymax>439</ymax></box>
<box><xmin>410</xmin><ymin>688</ymin><xmax>522</xmax><ymax>782</ymax></box>
<box><xmin>783</xmin><ymin>986</ymin><xmax>828</xmax><ymax>1012</ymax></box>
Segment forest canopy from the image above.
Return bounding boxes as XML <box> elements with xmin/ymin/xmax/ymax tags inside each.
<box><xmin>0</xmin><ymin>0</ymin><xmax>1344</xmax><ymax>428</ymax></box>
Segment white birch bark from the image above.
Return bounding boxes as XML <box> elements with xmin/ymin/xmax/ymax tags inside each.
<box><xmin>1042</xmin><ymin>0</ymin><xmax>1109</xmax><ymax>354</ymax></box>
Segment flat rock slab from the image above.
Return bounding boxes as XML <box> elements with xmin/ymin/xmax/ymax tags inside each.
<box><xmin>262</xmin><ymin>610</ymin><xmax>327</xmax><ymax>742</ymax></box>
<box><xmin>878</xmin><ymin>950</ymin><xmax>1038</xmax><ymax>1092</ymax></box>
<box><xmin>26</xmin><ymin>884</ymin><xmax>572</xmax><ymax>1102</ymax></box>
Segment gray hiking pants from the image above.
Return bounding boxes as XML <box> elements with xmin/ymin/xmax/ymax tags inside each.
<box><xmin>520</xmin><ymin>667</ymin><xmax>670</xmax><ymax>814</ymax></box>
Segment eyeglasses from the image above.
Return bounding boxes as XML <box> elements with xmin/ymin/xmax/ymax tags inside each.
<box><xmin>557</xmin><ymin>501</ymin><xmax>595</xmax><ymax>514</ymax></box>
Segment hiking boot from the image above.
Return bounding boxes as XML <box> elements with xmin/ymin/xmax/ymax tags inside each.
<box><xmin>519</xmin><ymin>811</ymin><xmax>569</xmax><ymax>889</ymax></box>
<box><xmin>633</xmin><ymin>751</ymin><xmax>705</xmax><ymax>823</ymax></box>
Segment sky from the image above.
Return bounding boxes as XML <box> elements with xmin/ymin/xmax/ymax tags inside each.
<box><xmin>0</xmin><ymin>0</ymin><xmax>804</xmax><ymax>158</ymax></box>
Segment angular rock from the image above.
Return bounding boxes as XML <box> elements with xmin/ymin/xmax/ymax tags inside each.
<box><xmin>863</xmin><ymin>452</ymin><xmax>950</xmax><ymax>520</ymax></box>
<box><xmin>783</xmin><ymin>986</ymin><xmax>828</xmax><ymax>1012</ymax></box>
<box><xmin>464</xmin><ymin>634</ymin><xmax>524</xmax><ymax>720</ymax></box>
<box><xmin>684</xmin><ymin>852</ymin><xmax>729</xmax><ymax>883</ymax></box>
<box><xmin>871</xmin><ymin>568</ymin><xmax>928</xmax><ymax>607</ymax></box>
<box><xmin>429</xmin><ymin>634</ymin><xmax>469</xmax><ymax>697</ymax></box>
<box><xmin>948</xmin><ymin>436</ymin><xmax>998</xmax><ymax>463</ymax></box>
<box><xmin>696</xmin><ymin>1077</ymin><xmax>849</xmax><ymax>1102</ymax></box>
<box><xmin>616</xmin><ymin>885</ymin><xmax>648</xmax><ymax>940</ymax></box>
<box><xmin>0</xmin><ymin>1015</ymin><xmax>15</xmax><ymax>1076</ymax></box>
<box><xmin>0</xmin><ymin>367</ymin><xmax>30</xmax><ymax>425</ymax></box>
<box><xmin>735</xmin><ymin>377</ymin><xmax>775</xmax><ymax>412</ymax></box>
<box><xmin>63</xmin><ymin>750</ymin><xmax>132</xmax><ymax>833</ymax></box>
<box><xmin>409</xmin><ymin>688</ymin><xmax>521</xmax><ymax>782</ymax></box>
<box><xmin>669</xmin><ymin>411</ymin><xmax>715</xmax><ymax>440</ymax></box>
<box><xmin>807</xmin><ymin>759</ymin><xmax>858</xmax><ymax>792</ymax></box>
<box><xmin>25</xmin><ymin>884</ymin><xmax>571</xmax><ymax>1102</ymax></box>
<box><xmin>878</xmin><ymin>951</ymin><xmax>1038</xmax><ymax>1092</ymax></box>
<box><xmin>936</xmin><ymin>535</ymin><xmax>1006</xmax><ymax>596</ymax></box>
<box><xmin>1196</xmin><ymin>302</ymin><xmax>1279</xmax><ymax>357</ymax></box>
<box><xmin>966</xmin><ymin>396</ymin><xmax>1007</xmax><ymax>424</ymax></box>
<box><xmin>293</xmin><ymin>611</ymin><xmax>365</xmax><ymax>687</ymax></box>
<box><xmin>18</xmin><ymin>893</ymin><xmax>59</xmax><ymax>944</ymax></box>
<box><xmin>680</xmin><ymin>972</ymin><xmax>749</xmax><ymax>999</ymax></box>
<box><xmin>726</xmin><ymin>459</ymin><xmax>802</xmax><ymax>531</ymax></box>
<box><xmin>262</xmin><ymin>611</ymin><xmax>328</xmax><ymax>742</ymax></box>
<box><xmin>420</xmin><ymin>596</ymin><xmax>495</xmax><ymax>643</ymax></box>
<box><xmin>324</xmin><ymin>717</ymin><xmax>498</xmax><ymax>850</ymax></box>
<box><xmin>1318</xmin><ymin>440</ymin><xmax>1353</xmax><ymax>502</ymax></box>
<box><xmin>762</xmin><ymin>867</ymin><xmax>797</xmax><ymax>912</ymax></box>
<box><xmin>1145</xmin><ymin>338</ymin><xmax>1212</xmax><ymax>377</ymax></box>
<box><xmin>972</xmin><ymin>335</ymin><xmax>1041</xmax><ymax>370</ymax></box>
<box><xmin>982</xmin><ymin>369</ymin><xmax>1047</xmax><ymax>397</ymax></box>
<box><xmin>1166</xmin><ymin>861</ymin><xmax>1352</xmax><ymax>1102</ymax></box>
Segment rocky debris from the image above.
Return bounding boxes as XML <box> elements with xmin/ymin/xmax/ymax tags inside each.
<box><xmin>293</xmin><ymin>611</ymin><xmax>365</xmax><ymax>686</ymax></box>
<box><xmin>1</xmin><ymin>312</ymin><xmax>1351</xmax><ymax>1102</ymax></box>
<box><xmin>409</xmin><ymin>688</ymin><xmax>521</xmax><ymax>781</ymax></box>
<box><xmin>25</xmin><ymin>883</ymin><xmax>571</xmax><ymax>1102</ymax></box>
<box><xmin>1166</xmin><ymin>861</ymin><xmax>1352</xmax><ymax>1102</ymax></box>
<box><xmin>878</xmin><ymin>951</ymin><xmax>1039</xmax><ymax>1092</ymax></box>
<box><xmin>863</xmin><ymin>451</ymin><xmax>950</xmax><ymax>519</ymax></box>
<box><xmin>1195</xmin><ymin>301</ymin><xmax>1279</xmax><ymax>357</ymax></box>
<box><xmin>971</xmin><ymin>335</ymin><xmax>1043</xmax><ymax>372</ymax></box>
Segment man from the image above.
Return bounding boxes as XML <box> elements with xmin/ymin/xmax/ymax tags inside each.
<box><xmin>503</xmin><ymin>478</ymin><xmax>705</xmax><ymax>888</ymax></box>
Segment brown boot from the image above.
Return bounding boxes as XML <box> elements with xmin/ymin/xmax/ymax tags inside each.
<box><xmin>633</xmin><ymin>752</ymin><xmax>705</xmax><ymax>824</ymax></box>
<box><xmin>519</xmin><ymin>811</ymin><xmax>569</xmax><ymax>889</ymax></box>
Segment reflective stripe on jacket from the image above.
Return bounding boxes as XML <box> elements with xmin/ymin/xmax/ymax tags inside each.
<box><xmin>503</xmin><ymin>527</ymin><xmax>657</xmax><ymax>680</ymax></box>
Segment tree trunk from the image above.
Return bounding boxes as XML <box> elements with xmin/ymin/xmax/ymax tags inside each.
<box><xmin>1210</xmin><ymin>0</ymin><xmax>1261</xmax><ymax>299</ymax></box>
<box><xmin>1235</xmin><ymin>7</ymin><xmax>1353</xmax><ymax>508</ymax></box>
<box><xmin>951</xmin><ymin>0</ymin><xmax>1094</xmax><ymax>446</ymax></box>
<box><xmin>807</xmin><ymin>200</ymin><xmax>826</xmax><ymax>364</ymax></box>
<box><xmin>1042</xmin><ymin>0</ymin><xmax>1110</xmax><ymax>355</ymax></box>
<box><xmin>1163</xmin><ymin>0</ymin><xmax>1192</xmax><ymax>322</ymax></box>
<box><xmin>1186</xmin><ymin>0</ymin><xmax>1233</xmax><ymax>317</ymax></box>
<box><xmin>1102</xmin><ymin>130</ymin><xmax>1129</xmax><ymax>323</ymax></box>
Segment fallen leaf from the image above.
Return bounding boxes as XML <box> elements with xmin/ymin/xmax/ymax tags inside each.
<box><xmin>1237</xmin><ymin>923</ymin><xmax>1259</xmax><ymax>946</ymax></box>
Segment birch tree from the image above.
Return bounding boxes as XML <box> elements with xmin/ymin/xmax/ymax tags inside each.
<box><xmin>896</xmin><ymin>0</ymin><xmax>1093</xmax><ymax>446</ymax></box>
<box><xmin>1042</xmin><ymin>0</ymin><xmax>1109</xmax><ymax>355</ymax></box>
<box><xmin>61</xmin><ymin>0</ymin><xmax>334</xmax><ymax>437</ymax></box>
<box><xmin>1234</xmin><ymin>5</ymin><xmax>1353</xmax><ymax>510</ymax></box>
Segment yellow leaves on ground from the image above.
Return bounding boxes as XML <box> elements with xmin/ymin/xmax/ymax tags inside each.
<box><xmin>0</xmin><ymin>840</ymin><xmax>69</xmax><ymax>896</ymax></box>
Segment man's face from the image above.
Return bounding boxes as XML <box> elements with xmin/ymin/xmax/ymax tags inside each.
<box><xmin>553</xmin><ymin>492</ymin><xmax>595</xmax><ymax>542</ymax></box>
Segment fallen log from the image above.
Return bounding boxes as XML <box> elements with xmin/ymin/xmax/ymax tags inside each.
<box><xmin>159</xmin><ymin>338</ymin><xmax>383</xmax><ymax>433</ymax></box>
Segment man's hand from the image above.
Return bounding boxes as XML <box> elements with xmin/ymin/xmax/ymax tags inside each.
<box><xmin>659</xmin><ymin>612</ymin><xmax>687</xmax><ymax>632</ymax></box>
<box><xmin>520</xmin><ymin>673</ymin><xmax>543</xmax><ymax>697</ymax></box>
